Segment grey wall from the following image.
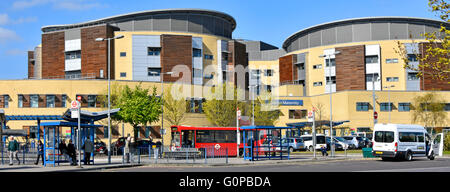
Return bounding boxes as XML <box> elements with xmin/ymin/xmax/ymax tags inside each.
<box><xmin>285</xmin><ymin>21</ymin><xmax>444</xmax><ymax>53</ymax></box>
<box><xmin>132</xmin><ymin>35</ymin><xmax>161</xmax><ymax>81</ymax></box>
<box><xmin>114</xmin><ymin>13</ymin><xmax>233</xmax><ymax>38</ymax></box>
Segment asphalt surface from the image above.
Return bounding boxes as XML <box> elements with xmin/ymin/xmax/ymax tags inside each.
<box><xmin>103</xmin><ymin>158</ymin><xmax>450</xmax><ymax>172</ymax></box>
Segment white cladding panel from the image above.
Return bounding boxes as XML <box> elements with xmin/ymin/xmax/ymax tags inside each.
<box><xmin>65</xmin><ymin>39</ymin><xmax>81</xmax><ymax>52</ymax></box>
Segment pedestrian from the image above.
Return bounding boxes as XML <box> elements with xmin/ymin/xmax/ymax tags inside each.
<box><xmin>34</xmin><ymin>140</ymin><xmax>44</xmax><ymax>165</ymax></box>
<box><xmin>58</xmin><ymin>139</ymin><xmax>70</xmax><ymax>163</ymax></box>
<box><xmin>125</xmin><ymin>134</ymin><xmax>131</xmax><ymax>163</ymax></box>
<box><xmin>321</xmin><ymin>145</ymin><xmax>328</xmax><ymax>156</ymax></box>
<box><xmin>82</xmin><ymin>138</ymin><xmax>94</xmax><ymax>165</ymax></box>
<box><xmin>67</xmin><ymin>139</ymin><xmax>77</xmax><ymax>166</ymax></box>
<box><xmin>8</xmin><ymin>136</ymin><xmax>20</xmax><ymax>165</ymax></box>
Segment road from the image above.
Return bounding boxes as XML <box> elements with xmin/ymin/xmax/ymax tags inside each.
<box><xmin>101</xmin><ymin>158</ymin><xmax>450</xmax><ymax>172</ymax></box>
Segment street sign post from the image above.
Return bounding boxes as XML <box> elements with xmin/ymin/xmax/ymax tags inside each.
<box><xmin>236</xmin><ymin>108</ymin><xmax>241</xmax><ymax>158</ymax></box>
<box><xmin>71</xmin><ymin>100</ymin><xmax>82</xmax><ymax>168</ymax></box>
<box><xmin>308</xmin><ymin>109</ymin><xmax>316</xmax><ymax>159</ymax></box>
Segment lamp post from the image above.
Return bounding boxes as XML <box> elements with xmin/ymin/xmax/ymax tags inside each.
<box><xmin>372</xmin><ymin>73</ymin><xmax>380</xmax><ymax>126</ymax></box>
<box><xmin>383</xmin><ymin>85</ymin><xmax>395</xmax><ymax>123</ymax></box>
<box><xmin>95</xmin><ymin>34</ymin><xmax>124</xmax><ymax>164</ymax></box>
<box><xmin>150</xmin><ymin>71</ymin><xmax>173</xmax><ymax>155</ymax></box>
<box><xmin>319</xmin><ymin>51</ymin><xmax>340</xmax><ymax>158</ymax></box>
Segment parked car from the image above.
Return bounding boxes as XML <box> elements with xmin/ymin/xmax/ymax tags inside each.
<box><xmin>94</xmin><ymin>139</ymin><xmax>107</xmax><ymax>155</ymax></box>
<box><xmin>334</xmin><ymin>137</ymin><xmax>350</xmax><ymax>150</ymax></box>
<box><xmin>281</xmin><ymin>137</ymin><xmax>306</xmax><ymax>153</ymax></box>
<box><xmin>361</xmin><ymin>137</ymin><xmax>371</xmax><ymax>148</ymax></box>
<box><xmin>342</xmin><ymin>136</ymin><xmax>359</xmax><ymax>149</ymax></box>
<box><xmin>112</xmin><ymin>137</ymin><xmax>127</xmax><ymax>154</ymax></box>
<box><xmin>132</xmin><ymin>139</ymin><xmax>155</xmax><ymax>149</ymax></box>
<box><xmin>326</xmin><ymin>136</ymin><xmax>349</xmax><ymax>151</ymax></box>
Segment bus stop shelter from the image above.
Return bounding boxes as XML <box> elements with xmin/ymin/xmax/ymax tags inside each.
<box><xmin>241</xmin><ymin>125</ymin><xmax>293</xmax><ymax>161</ymax></box>
<box><xmin>40</xmin><ymin>121</ymin><xmax>102</xmax><ymax>166</ymax></box>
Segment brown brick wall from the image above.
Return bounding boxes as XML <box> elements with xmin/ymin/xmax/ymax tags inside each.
<box><xmin>161</xmin><ymin>35</ymin><xmax>192</xmax><ymax>83</ymax></box>
<box><xmin>279</xmin><ymin>54</ymin><xmax>294</xmax><ymax>84</ymax></box>
<box><xmin>28</xmin><ymin>51</ymin><xmax>35</xmax><ymax>79</ymax></box>
<box><xmin>419</xmin><ymin>43</ymin><xmax>450</xmax><ymax>91</ymax></box>
<box><xmin>228</xmin><ymin>40</ymin><xmax>248</xmax><ymax>86</ymax></box>
<box><xmin>42</xmin><ymin>32</ymin><xmax>65</xmax><ymax>79</ymax></box>
<box><xmin>335</xmin><ymin>45</ymin><xmax>366</xmax><ymax>91</ymax></box>
<box><xmin>0</xmin><ymin>95</ymin><xmax>4</xmax><ymax>108</ymax></box>
<box><xmin>81</xmin><ymin>25</ymin><xmax>116</xmax><ymax>79</ymax></box>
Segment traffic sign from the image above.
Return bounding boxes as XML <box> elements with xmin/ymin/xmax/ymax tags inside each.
<box><xmin>71</xmin><ymin>101</ymin><xmax>79</xmax><ymax>109</ymax></box>
<box><xmin>374</xmin><ymin>111</ymin><xmax>378</xmax><ymax>119</ymax></box>
<box><xmin>237</xmin><ymin>110</ymin><xmax>241</xmax><ymax>120</ymax></box>
<box><xmin>77</xmin><ymin>96</ymin><xmax>82</xmax><ymax>102</ymax></box>
<box><xmin>307</xmin><ymin>110</ymin><xmax>315</xmax><ymax>122</ymax></box>
<box><xmin>215</xmin><ymin>144</ymin><xmax>221</xmax><ymax>150</ymax></box>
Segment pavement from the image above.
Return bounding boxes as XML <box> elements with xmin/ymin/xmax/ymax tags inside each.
<box><xmin>0</xmin><ymin>153</ymin><xmax>448</xmax><ymax>172</ymax></box>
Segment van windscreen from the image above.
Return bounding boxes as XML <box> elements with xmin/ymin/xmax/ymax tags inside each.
<box><xmin>374</xmin><ymin>131</ymin><xmax>394</xmax><ymax>143</ymax></box>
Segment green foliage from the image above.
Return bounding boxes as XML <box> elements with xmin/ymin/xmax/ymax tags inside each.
<box><xmin>115</xmin><ymin>84</ymin><xmax>162</xmax><ymax>139</ymax></box>
<box><xmin>411</xmin><ymin>92</ymin><xmax>448</xmax><ymax>129</ymax></box>
<box><xmin>444</xmin><ymin>133</ymin><xmax>450</xmax><ymax>151</ymax></box>
<box><xmin>163</xmin><ymin>85</ymin><xmax>187</xmax><ymax>126</ymax></box>
<box><xmin>250</xmin><ymin>90</ymin><xmax>282</xmax><ymax>126</ymax></box>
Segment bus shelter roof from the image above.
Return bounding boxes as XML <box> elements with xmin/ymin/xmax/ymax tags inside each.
<box><xmin>286</xmin><ymin>120</ymin><xmax>350</xmax><ymax>128</ymax></box>
<box><xmin>40</xmin><ymin>121</ymin><xmax>103</xmax><ymax>128</ymax></box>
<box><xmin>240</xmin><ymin>125</ymin><xmax>294</xmax><ymax>130</ymax></box>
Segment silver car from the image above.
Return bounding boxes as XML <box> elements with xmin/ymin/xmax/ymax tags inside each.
<box><xmin>281</xmin><ymin>138</ymin><xmax>306</xmax><ymax>153</ymax></box>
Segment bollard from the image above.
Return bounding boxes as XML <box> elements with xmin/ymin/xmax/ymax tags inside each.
<box><xmin>226</xmin><ymin>148</ymin><xmax>228</xmax><ymax>164</ymax></box>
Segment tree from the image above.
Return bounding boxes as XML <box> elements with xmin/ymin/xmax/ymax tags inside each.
<box><xmin>97</xmin><ymin>83</ymin><xmax>124</xmax><ymax>137</ymax></box>
<box><xmin>163</xmin><ymin>85</ymin><xmax>187</xmax><ymax>126</ymax></box>
<box><xmin>311</xmin><ymin>102</ymin><xmax>326</xmax><ymax>133</ymax></box>
<box><xmin>395</xmin><ymin>0</ymin><xmax>449</xmax><ymax>83</ymax></box>
<box><xmin>411</xmin><ymin>92</ymin><xmax>448</xmax><ymax>133</ymax></box>
<box><xmin>115</xmin><ymin>84</ymin><xmax>162</xmax><ymax>141</ymax></box>
<box><xmin>250</xmin><ymin>90</ymin><xmax>282</xmax><ymax>126</ymax></box>
<box><xmin>202</xmin><ymin>83</ymin><xmax>247</xmax><ymax>127</ymax></box>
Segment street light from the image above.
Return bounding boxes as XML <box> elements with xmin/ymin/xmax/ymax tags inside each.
<box><xmin>383</xmin><ymin>85</ymin><xmax>395</xmax><ymax>123</ymax></box>
<box><xmin>319</xmin><ymin>50</ymin><xmax>340</xmax><ymax>158</ymax></box>
<box><xmin>95</xmin><ymin>34</ymin><xmax>124</xmax><ymax>164</ymax></box>
<box><xmin>150</xmin><ymin>71</ymin><xmax>173</xmax><ymax>156</ymax></box>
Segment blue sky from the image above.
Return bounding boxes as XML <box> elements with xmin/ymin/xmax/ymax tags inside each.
<box><xmin>0</xmin><ymin>0</ymin><xmax>439</xmax><ymax>79</ymax></box>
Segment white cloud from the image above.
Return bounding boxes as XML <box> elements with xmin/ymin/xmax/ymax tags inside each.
<box><xmin>0</xmin><ymin>27</ymin><xmax>21</xmax><ymax>44</ymax></box>
<box><xmin>0</xmin><ymin>13</ymin><xmax>37</xmax><ymax>25</ymax></box>
<box><xmin>12</xmin><ymin>0</ymin><xmax>106</xmax><ymax>11</ymax></box>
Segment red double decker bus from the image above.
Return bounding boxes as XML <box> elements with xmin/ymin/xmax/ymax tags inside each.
<box><xmin>170</xmin><ymin>125</ymin><xmax>244</xmax><ymax>156</ymax></box>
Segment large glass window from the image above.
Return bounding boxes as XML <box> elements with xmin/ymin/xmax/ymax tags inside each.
<box><xmin>365</xmin><ymin>55</ymin><xmax>378</xmax><ymax>64</ymax></box>
<box><xmin>4</xmin><ymin>95</ymin><xmax>9</xmax><ymax>108</ymax></box>
<box><xmin>366</xmin><ymin>73</ymin><xmax>379</xmax><ymax>82</ymax></box>
<box><xmin>380</xmin><ymin>103</ymin><xmax>393</xmax><ymax>111</ymax></box>
<box><xmin>88</xmin><ymin>95</ymin><xmax>96</xmax><ymax>108</ymax></box>
<box><xmin>18</xmin><ymin>95</ymin><xmax>23</xmax><ymax>108</ymax></box>
<box><xmin>407</xmin><ymin>54</ymin><xmax>418</xmax><ymax>62</ymax></box>
<box><xmin>148</xmin><ymin>47</ymin><xmax>161</xmax><ymax>56</ymax></box>
<box><xmin>325</xmin><ymin>58</ymin><xmax>335</xmax><ymax>67</ymax></box>
<box><xmin>46</xmin><ymin>95</ymin><xmax>55</xmax><ymax>108</ymax></box>
<box><xmin>399</xmin><ymin>132</ymin><xmax>424</xmax><ymax>143</ymax></box>
<box><xmin>196</xmin><ymin>130</ymin><xmax>236</xmax><ymax>143</ymax></box>
<box><xmin>356</xmin><ymin>102</ymin><xmax>369</xmax><ymax>111</ymax></box>
<box><xmin>65</xmin><ymin>51</ymin><xmax>81</xmax><ymax>60</ymax></box>
<box><xmin>148</xmin><ymin>68</ymin><xmax>161</xmax><ymax>77</ymax></box>
<box><xmin>264</xmin><ymin>69</ymin><xmax>273</xmax><ymax>77</ymax></box>
<box><xmin>326</xmin><ymin>76</ymin><xmax>336</xmax><ymax>85</ymax></box>
<box><xmin>398</xmin><ymin>103</ymin><xmax>410</xmax><ymax>112</ymax></box>
<box><xmin>374</xmin><ymin>131</ymin><xmax>394</xmax><ymax>143</ymax></box>
<box><xmin>62</xmin><ymin>95</ymin><xmax>67</xmax><ymax>108</ymax></box>
<box><xmin>193</xmin><ymin>48</ymin><xmax>202</xmax><ymax>57</ymax></box>
<box><xmin>30</xmin><ymin>95</ymin><xmax>39</xmax><ymax>108</ymax></box>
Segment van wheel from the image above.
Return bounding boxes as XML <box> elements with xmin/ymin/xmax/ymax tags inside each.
<box><xmin>405</xmin><ymin>151</ymin><xmax>413</xmax><ymax>161</ymax></box>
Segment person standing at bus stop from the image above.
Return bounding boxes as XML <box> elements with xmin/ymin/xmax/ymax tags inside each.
<box><xmin>34</xmin><ymin>140</ymin><xmax>44</xmax><ymax>165</ymax></box>
<box><xmin>8</xmin><ymin>136</ymin><xmax>20</xmax><ymax>165</ymax></box>
<box><xmin>82</xmin><ymin>138</ymin><xmax>94</xmax><ymax>165</ymax></box>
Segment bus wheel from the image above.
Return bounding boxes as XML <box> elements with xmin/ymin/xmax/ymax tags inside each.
<box><xmin>309</xmin><ymin>146</ymin><xmax>313</xmax><ymax>152</ymax></box>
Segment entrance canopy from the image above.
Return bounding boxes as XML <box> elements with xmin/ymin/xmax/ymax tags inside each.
<box><xmin>39</xmin><ymin>121</ymin><xmax>103</xmax><ymax>128</ymax></box>
<box><xmin>62</xmin><ymin>108</ymin><xmax>120</xmax><ymax>123</ymax></box>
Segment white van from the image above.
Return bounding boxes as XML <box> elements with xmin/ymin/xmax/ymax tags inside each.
<box><xmin>300</xmin><ymin>134</ymin><xmax>326</xmax><ymax>151</ymax></box>
<box><xmin>372</xmin><ymin>124</ymin><xmax>436</xmax><ymax>161</ymax></box>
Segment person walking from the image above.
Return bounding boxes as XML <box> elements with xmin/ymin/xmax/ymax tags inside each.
<box><xmin>67</xmin><ymin>139</ymin><xmax>77</xmax><ymax>166</ymax></box>
<box><xmin>8</xmin><ymin>136</ymin><xmax>20</xmax><ymax>165</ymax></box>
<box><xmin>82</xmin><ymin>138</ymin><xmax>94</xmax><ymax>165</ymax></box>
<box><xmin>320</xmin><ymin>145</ymin><xmax>328</xmax><ymax>157</ymax></box>
<box><xmin>34</xmin><ymin>140</ymin><xmax>44</xmax><ymax>165</ymax></box>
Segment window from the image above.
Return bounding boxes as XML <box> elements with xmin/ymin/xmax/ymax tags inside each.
<box><xmin>204</xmin><ymin>54</ymin><xmax>214</xmax><ymax>60</ymax></box>
<box><xmin>46</xmin><ymin>95</ymin><xmax>55</xmax><ymax>108</ymax></box>
<box><xmin>356</xmin><ymin>102</ymin><xmax>369</xmax><ymax>111</ymax></box>
<box><xmin>251</xmin><ymin>70</ymin><xmax>260</xmax><ymax>79</ymax></box>
<box><xmin>264</xmin><ymin>69</ymin><xmax>273</xmax><ymax>77</ymax></box>
<box><xmin>296</xmin><ymin>63</ymin><xmax>305</xmax><ymax>70</ymax></box>
<box><xmin>325</xmin><ymin>58</ymin><xmax>335</xmax><ymax>67</ymax></box>
<box><xmin>193</xmin><ymin>48</ymin><xmax>202</xmax><ymax>57</ymax></box>
<box><xmin>120</xmin><ymin>72</ymin><xmax>127</xmax><ymax>77</ymax></box>
<box><xmin>313</xmin><ymin>64</ymin><xmax>322</xmax><ymax>69</ymax></box>
<box><xmin>365</xmin><ymin>55</ymin><xmax>379</xmax><ymax>64</ymax></box>
<box><xmin>30</xmin><ymin>95</ymin><xmax>39</xmax><ymax>108</ymax></box>
<box><xmin>386</xmin><ymin>58</ymin><xmax>399</xmax><ymax>63</ymax></box>
<box><xmin>386</xmin><ymin>77</ymin><xmax>399</xmax><ymax>82</ymax></box>
<box><xmin>65</xmin><ymin>51</ymin><xmax>81</xmax><ymax>60</ymax></box>
<box><xmin>407</xmin><ymin>54</ymin><xmax>418</xmax><ymax>62</ymax></box>
<box><xmin>380</xmin><ymin>103</ymin><xmax>393</xmax><ymax>111</ymax></box>
<box><xmin>62</xmin><ymin>95</ymin><xmax>67</xmax><ymax>108</ymax></box>
<box><xmin>18</xmin><ymin>95</ymin><xmax>23</xmax><ymax>108</ymax></box>
<box><xmin>148</xmin><ymin>47</ymin><xmax>161</xmax><ymax>56</ymax></box>
<box><xmin>222</xmin><ymin>52</ymin><xmax>229</xmax><ymax>61</ymax></box>
<box><xmin>196</xmin><ymin>130</ymin><xmax>236</xmax><ymax>143</ymax></box>
<box><xmin>187</xmin><ymin>98</ymin><xmax>205</xmax><ymax>113</ymax></box>
<box><xmin>289</xmin><ymin>109</ymin><xmax>307</xmax><ymax>119</ymax></box>
<box><xmin>65</xmin><ymin>70</ymin><xmax>81</xmax><ymax>79</ymax></box>
<box><xmin>265</xmin><ymin>85</ymin><xmax>272</xmax><ymax>92</ymax></box>
<box><xmin>120</xmin><ymin>52</ymin><xmax>126</xmax><ymax>57</ymax></box>
<box><xmin>366</xmin><ymin>73</ymin><xmax>379</xmax><ymax>82</ymax></box>
<box><xmin>325</xmin><ymin>76</ymin><xmax>336</xmax><ymax>85</ymax></box>
<box><xmin>313</xmin><ymin>82</ymin><xmax>323</xmax><ymax>86</ymax></box>
<box><xmin>374</xmin><ymin>131</ymin><xmax>394</xmax><ymax>143</ymax></box>
<box><xmin>399</xmin><ymin>132</ymin><xmax>422</xmax><ymax>142</ymax></box>
<box><xmin>445</xmin><ymin>103</ymin><xmax>450</xmax><ymax>111</ymax></box>
<box><xmin>148</xmin><ymin>68</ymin><xmax>161</xmax><ymax>77</ymax></box>
<box><xmin>407</xmin><ymin>73</ymin><xmax>419</xmax><ymax>80</ymax></box>
<box><xmin>88</xmin><ymin>95</ymin><xmax>96</xmax><ymax>108</ymax></box>
<box><xmin>3</xmin><ymin>95</ymin><xmax>9</xmax><ymax>108</ymax></box>
<box><xmin>398</xmin><ymin>103</ymin><xmax>411</xmax><ymax>112</ymax></box>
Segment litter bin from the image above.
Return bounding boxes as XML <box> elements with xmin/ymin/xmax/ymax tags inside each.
<box><xmin>362</xmin><ymin>148</ymin><xmax>375</xmax><ymax>158</ymax></box>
